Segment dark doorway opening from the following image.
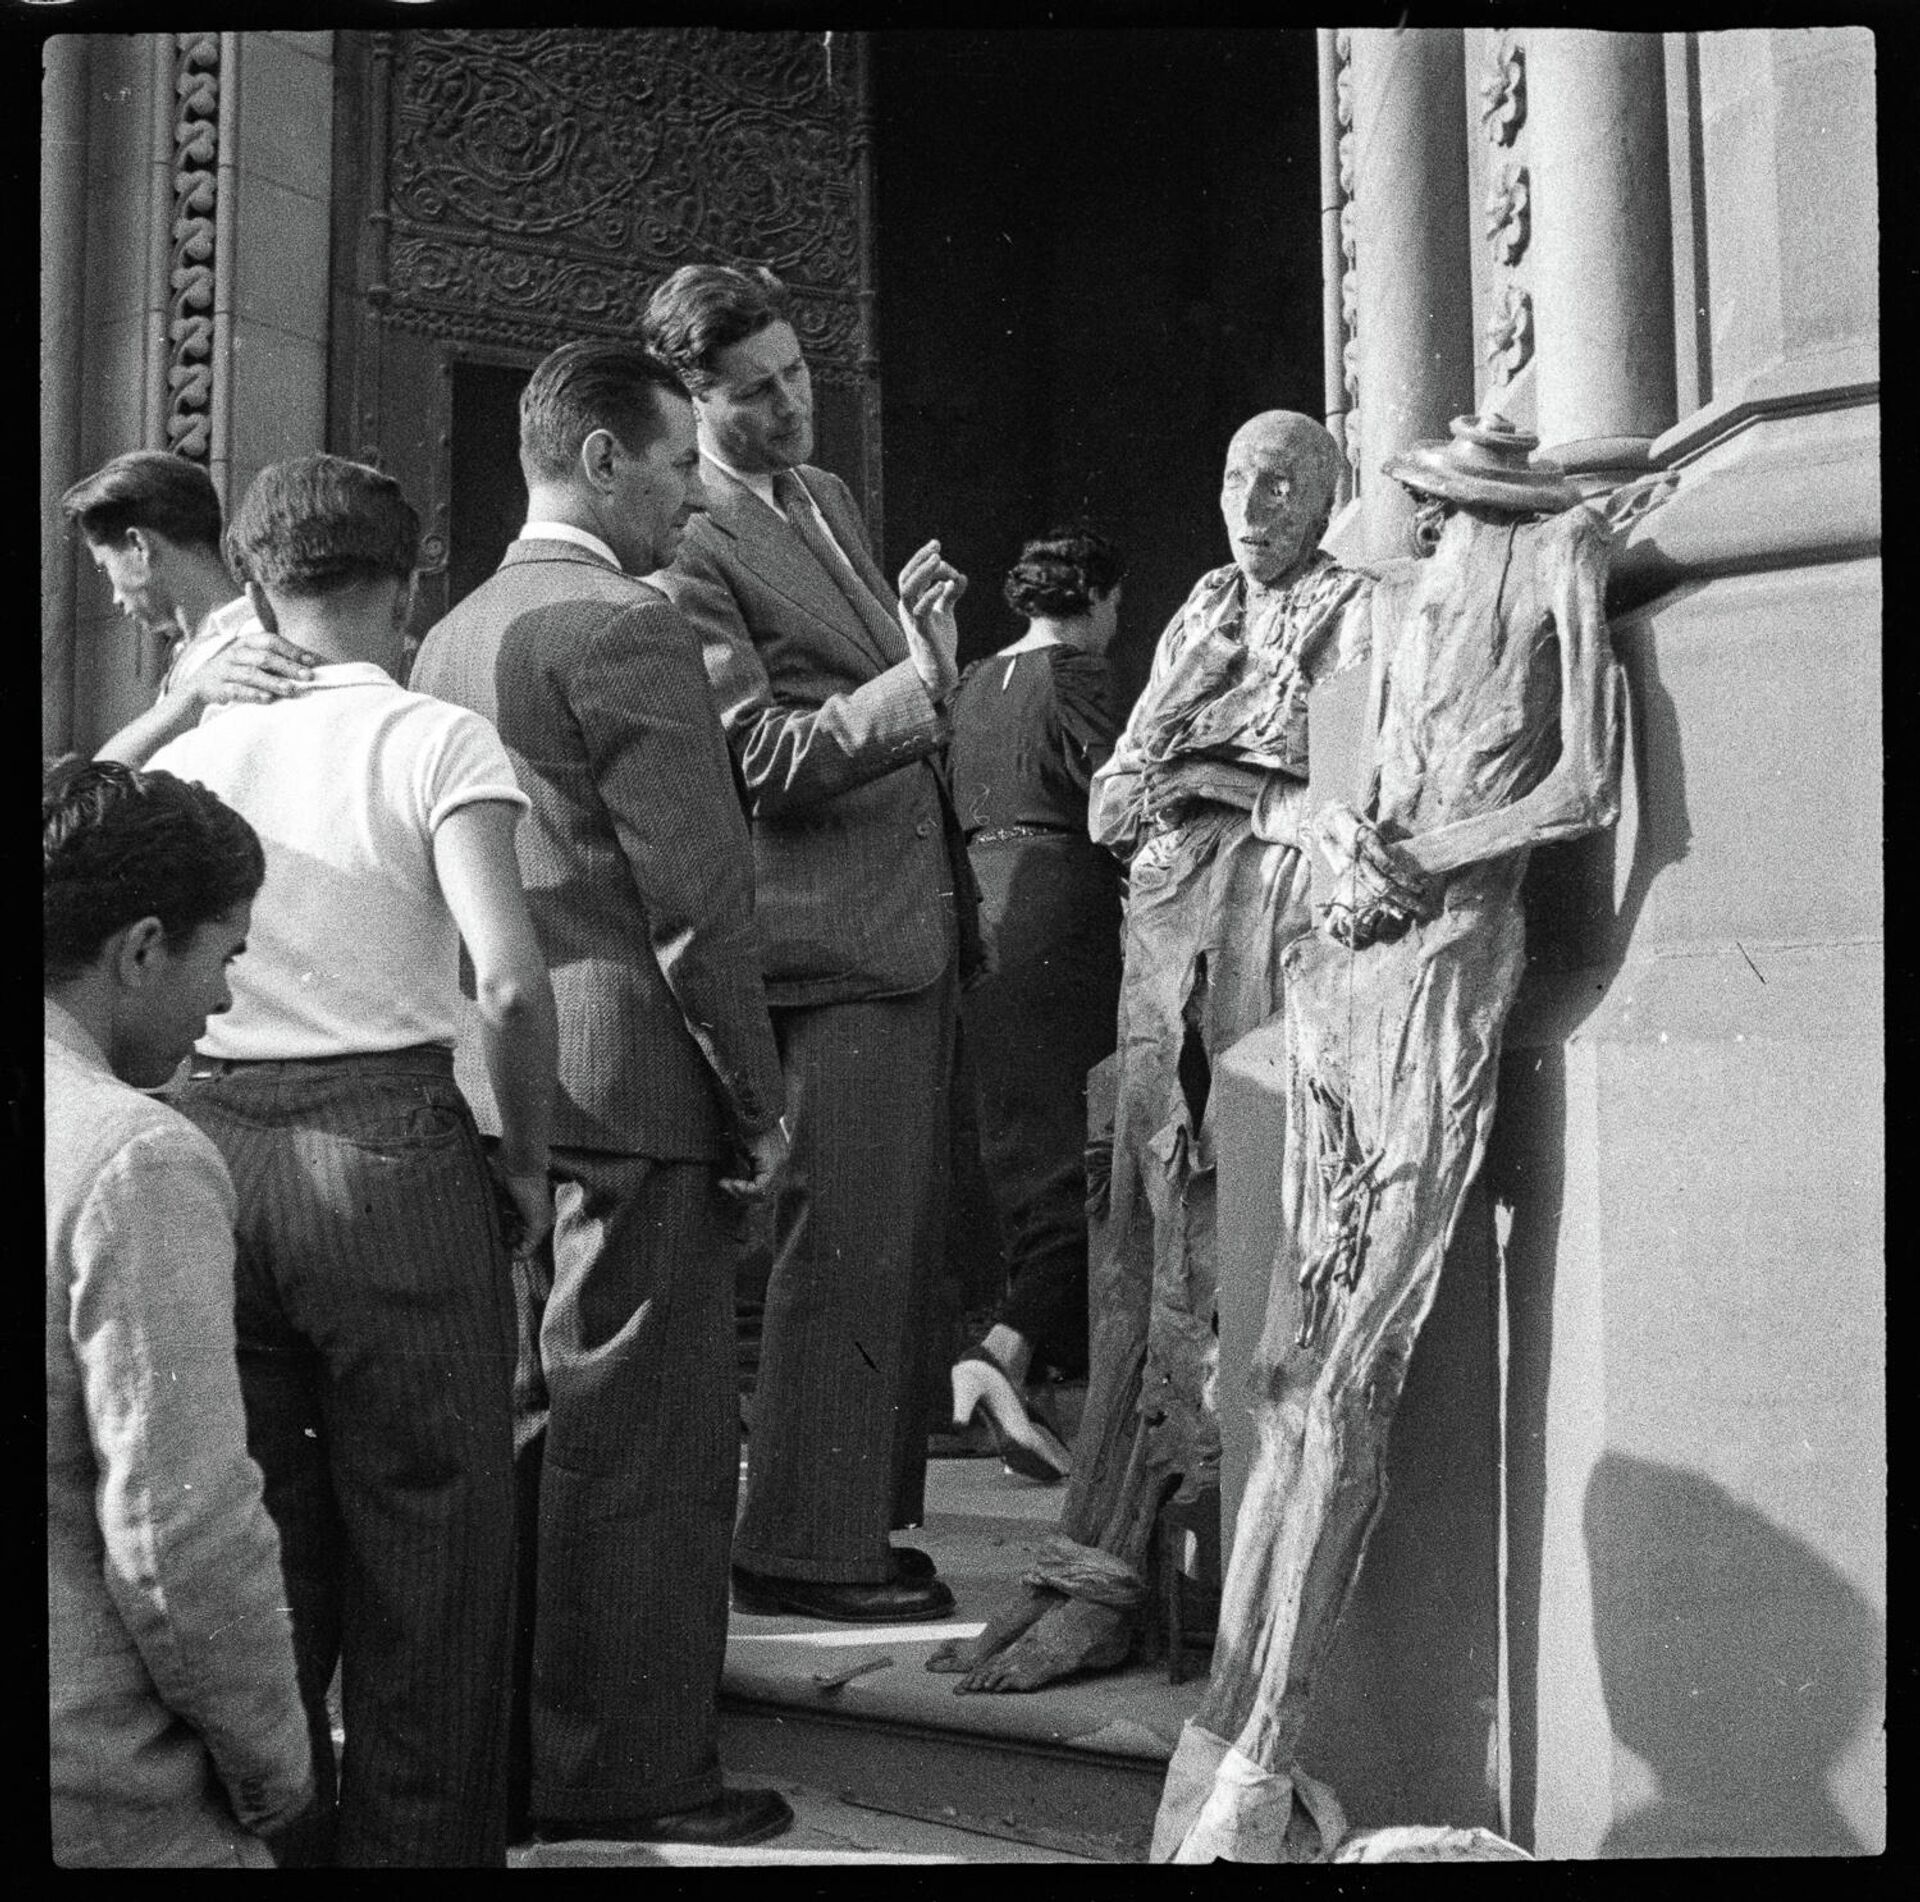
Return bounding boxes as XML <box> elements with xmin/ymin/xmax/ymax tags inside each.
<box><xmin>871</xmin><ymin>29</ymin><xmax>1324</xmax><ymax>709</ymax></box>
<box><xmin>448</xmin><ymin>359</ymin><xmax>535</xmax><ymax>616</ymax></box>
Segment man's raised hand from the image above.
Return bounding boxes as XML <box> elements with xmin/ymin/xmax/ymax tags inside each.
<box><xmin>897</xmin><ymin>539</ymin><xmax>967</xmax><ymax>696</ymax></box>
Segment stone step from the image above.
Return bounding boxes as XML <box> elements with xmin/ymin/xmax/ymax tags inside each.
<box><xmin>511</xmin><ymin>1767</ymin><xmax>1096</xmax><ymax>1865</ymax></box>
<box><xmin>719</xmin><ymin>1694</ymin><xmax>1163</xmax><ymax>1862</ymax></box>
<box><xmin>713</xmin><ymin>1456</ymin><xmax>1208</xmax><ymax>1862</ymax></box>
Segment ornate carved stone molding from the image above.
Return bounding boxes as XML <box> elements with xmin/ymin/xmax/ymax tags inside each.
<box><xmin>1478</xmin><ymin>32</ymin><xmax>1525</xmax><ymax>146</ymax></box>
<box><xmin>1479</xmin><ymin>34</ymin><xmax>1530</xmax><ymax>397</ymax></box>
<box><xmin>1335</xmin><ymin>29</ymin><xmax>1360</xmax><ymax>482</ymax></box>
<box><xmin>166</xmin><ymin>33</ymin><xmax>220</xmax><ymax>461</ymax></box>
<box><xmin>383</xmin><ymin>28</ymin><xmax>867</xmax><ymax>368</ymax></box>
<box><xmin>1484</xmin><ymin>162</ymin><xmax>1529</xmax><ymax>267</ymax></box>
<box><xmin>1486</xmin><ymin>282</ymin><xmax>1533</xmax><ymax>380</ymax></box>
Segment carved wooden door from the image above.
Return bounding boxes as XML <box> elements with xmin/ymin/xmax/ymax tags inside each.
<box><xmin>327</xmin><ymin>26</ymin><xmax>881</xmax><ymax>638</ymax></box>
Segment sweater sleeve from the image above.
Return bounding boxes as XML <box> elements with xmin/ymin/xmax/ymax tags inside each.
<box><xmin>69</xmin><ymin>1125</ymin><xmax>314</xmax><ymax>1837</ymax></box>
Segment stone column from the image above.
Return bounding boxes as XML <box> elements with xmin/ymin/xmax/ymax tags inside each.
<box><xmin>42</xmin><ymin>36</ymin><xmax>89</xmax><ymax>754</ymax></box>
<box><xmin>1349</xmin><ymin>26</ymin><xmax>1478</xmax><ymax>561</ymax></box>
<box><xmin>1316</xmin><ymin>29</ymin><xmax>1349</xmax><ymax>492</ymax></box>
<box><xmin>1526</xmin><ymin>30</ymin><xmax>1677</xmax><ymax>478</ymax></box>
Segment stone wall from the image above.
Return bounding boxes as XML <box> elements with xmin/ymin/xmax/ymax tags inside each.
<box><xmin>39</xmin><ymin>32</ymin><xmax>335</xmax><ymax>757</ymax></box>
<box><xmin>1217</xmin><ymin>22</ymin><xmax>1881</xmax><ymax>1857</ymax></box>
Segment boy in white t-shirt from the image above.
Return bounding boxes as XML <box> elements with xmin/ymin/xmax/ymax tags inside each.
<box><xmin>150</xmin><ymin>455</ymin><xmax>557</xmax><ymax>1868</ymax></box>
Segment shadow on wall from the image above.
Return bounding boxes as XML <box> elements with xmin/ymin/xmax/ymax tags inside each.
<box><xmin>1483</xmin><ymin>1044</ymin><xmax>1567</xmax><ymax>1851</ymax></box>
<box><xmin>1584</xmin><ymin>1452</ymin><xmax>1882</xmax><ymax>1858</ymax></box>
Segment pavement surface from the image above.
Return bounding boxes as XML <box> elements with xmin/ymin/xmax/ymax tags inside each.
<box><xmin>511</xmin><ymin>1776</ymin><xmax>1093</xmax><ymax>1866</ymax></box>
<box><xmin>508</xmin><ymin>1452</ymin><xmax>1206</xmax><ymax>1865</ymax></box>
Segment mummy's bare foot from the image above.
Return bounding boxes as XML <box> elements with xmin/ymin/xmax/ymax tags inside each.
<box><xmin>924</xmin><ymin>1584</ymin><xmax>1059</xmax><ymax>1675</ymax></box>
<box><xmin>954</xmin><ymin>1595</ymin><xmax>1133</xmax><ymax>1694</ymax></box>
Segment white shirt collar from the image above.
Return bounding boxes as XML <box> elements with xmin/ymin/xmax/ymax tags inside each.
<box><xmin>202</xmin><ymin>594</ymin><xmax>257</xmax><ymax>640</ymax></box>
<box><xmin>701</xmin><ymin>448</ymin><xmax>785</xmax><ymax>518</ymax></box>
<box><xmin>44</xmin><ymin>996</ymin><xmax>110</xmax><ymax>1073</ymax></box>
<box><xmin>518</xmin><ymin>520</ymin><xmax>623</xmax><ymax>569</ymax></box>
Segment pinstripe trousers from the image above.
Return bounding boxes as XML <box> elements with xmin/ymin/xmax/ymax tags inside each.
<box><xmin>511</xmin><ymin>1150</ymin><xmax>738</xmax><ymax>1821</ymax></box>
<box><xmin>172</xmin><ymin>1049</ymin><xmax>516</xmax><ymax>1869</ymax></box>
<box><xmin>733</xmin><ymin>966</ymin><xmax>956</xmax><ymax>1582</ymax></box>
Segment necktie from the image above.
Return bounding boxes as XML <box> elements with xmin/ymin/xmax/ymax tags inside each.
<box><xmin>771</xmin><ymin>469</ymin><xmax>901</xmax><ymax>656</ymax></box>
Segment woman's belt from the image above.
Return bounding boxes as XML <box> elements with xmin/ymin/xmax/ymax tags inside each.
<box><xmin>968</xmin><ymin>822</ymin><xmax>1079</xmax><ymax>846</ymax></box>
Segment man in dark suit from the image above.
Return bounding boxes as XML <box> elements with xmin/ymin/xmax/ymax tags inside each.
<box><xmin>410</xmin><ymin>342</ymin><xmax>792</xmax><ymax>1849</ymax></box>
<box><xmin>644</xmin><ymin>264</ymin><xmax>973</xmax><ymax>1623</ymax></box>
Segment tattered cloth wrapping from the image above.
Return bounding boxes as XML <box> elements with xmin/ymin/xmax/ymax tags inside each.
<box><xmin>1152</xmin><ymin>505</ymin><xmax>1621</xmax><ymax>1862</ymax></box>
<box><xmin>1087</xmin><ymin>555</ymin><xmax>1372</xmax><ymax>1499</ymax></box>
<box><xmin>1333</xmin><ymin>1824</ymin><xmax>1531</xmax><ymax>1861</ymax></box>
<box><xmin>1121</xmin><ymin>557</ymin><xmax>1361</xmax><ymax>778</ymax></box>
<box><xmin>1150</xmin><ymin>1718</ymin><xmax>1347</xmax><ymax>1863</ymax></box>
<box><xmin>1019</xmin><ymin>1534</ymin><xmax>1148</xmax><ymax>1609</ymax></box>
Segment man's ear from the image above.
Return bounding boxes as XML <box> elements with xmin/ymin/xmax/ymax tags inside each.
<box><xmin>123</xmin><ymin>527</ymin><xmax>156</xmax><ymax>572</ymax></box>
<box><xmin>110</xmin><ymin>916</ymin><xmax>171</xmax><ymax>991</ymax></box>
<box><xmin>244</xmin><ymin>581</ymin><xmax>279</xmax><ymax>634</ymax></box>
<box><xmin>579</xmin><ymin>427</ymin><xmax>620</xmax><ymax>493</ymax></box>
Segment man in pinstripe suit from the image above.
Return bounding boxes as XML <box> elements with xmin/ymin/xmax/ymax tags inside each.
<box><xmin>408</xmin><ymin>337</ymin><xmax>791</xmax><ymax>1842</ymax></box>
<box><xmin>645</xmin><ymin>264</ymin><xmax>976</xmax><ymax>1623</ymax></box>
<box><xmin>410</xmin><ymin>342</ymin><xmax>794</xmax><ymax>1849</ymax></box>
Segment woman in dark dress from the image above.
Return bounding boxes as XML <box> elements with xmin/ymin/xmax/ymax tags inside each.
<box><xmin>948</xmin><ymin>527</ymin><xmax>1127</xmax><ymax>1481</ymax></box>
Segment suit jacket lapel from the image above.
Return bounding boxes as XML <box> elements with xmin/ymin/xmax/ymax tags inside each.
<box><xmin>806</xmin><ymin>473</ymin><xmax>904</xmax><ymax>637</ymax></box>
<box><xmin>704</xmin><ymin>466</ymin><xmax>901</xmax><ymax>676</ymax></box>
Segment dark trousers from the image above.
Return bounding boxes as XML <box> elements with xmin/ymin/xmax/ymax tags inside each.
<box><xmin>511</xmin><ymin>1149</ymin><xmax>738</xmax><ymax>1821</ymax></box>
<box><xmin>733</xmin><ymin>967</ymin><xmax>956</xmax><ymax>1583</ymax></box>
<box><xmin>173</xmin><ymin>1049</ymin><xmax>517</xmax><ymax>1868</ymax></box>
<box><xmin>963</xmin><ymin>835</ymin><xmax>1122</xmax><ymax>1377</ymax></box>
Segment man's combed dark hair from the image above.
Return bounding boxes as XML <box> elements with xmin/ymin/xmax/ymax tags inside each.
<box><xmin>519</xmin><ymin>341</ymin><xmax>685</xmax><ymax>484</ymax></box>
<box><xmin>641</xmin><ymin>264</ymin><xmax>790</xmax><ymax>394</ymax></box>
<box><xmin>43</xmin><ymin>756</ymin><xmax>265</xmax><ymax>982</ymax></box>
<box><xmin>59</xmin><ymin>451</ymin><xmax>225</xmax><ymax>553</ymax></box>
<box><xmin>1002</xmin><ymin>526</ymin><xmax>1127</xmax><ymax>621</ymax></box>
<box><xmin>224</xmin><ymin>454</ymin><xmax>420</xmax><ymax>597</ymax></box>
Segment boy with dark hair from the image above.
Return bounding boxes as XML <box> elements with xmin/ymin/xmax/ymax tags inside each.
<box><xmin>45</xmin><ymin>757</ymin><xmax>314</xmax><ymax>1866</ymax></box>
<box><xmin>60</xmin><ymin>450</ymin><xmax>316</xmax><ymax>764</ymax></box>
<box><xmin>147</xmin><ymin>453</ymin><xmax>558</xmax><ymax>1867</ymax></box>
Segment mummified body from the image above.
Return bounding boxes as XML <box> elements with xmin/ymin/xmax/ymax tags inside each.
<box><xmin>1153</xmin><ymin>416</ymin><xmax>1624</xmax><ymax>1863</ymax></box>
<box><xmin>929</xmin><ymin>413</ymin><xmax>1377</xmax><ymax>1693</ymax></box>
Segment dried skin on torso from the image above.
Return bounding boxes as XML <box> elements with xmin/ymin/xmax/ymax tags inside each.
<box><xmin>1376</xmin><ymin>517</ymin><xmax>1566</xmax><ymax>842</ymax></box>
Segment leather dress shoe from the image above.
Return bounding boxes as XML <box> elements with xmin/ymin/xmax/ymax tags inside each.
<box><xmin>732</xmin><ymin>1563</ymin><xmax>955</xmax><ymax>1622</ymax></box>
<box><xmin>890</xmin><ymin>1544</ymin><xmax>936</xmax><ymax>1582</ymax></box>
<box><xmin>536</xmin><ymin>1787</ymin><xmax>794</xmax><ymax>1848</ymax></box>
